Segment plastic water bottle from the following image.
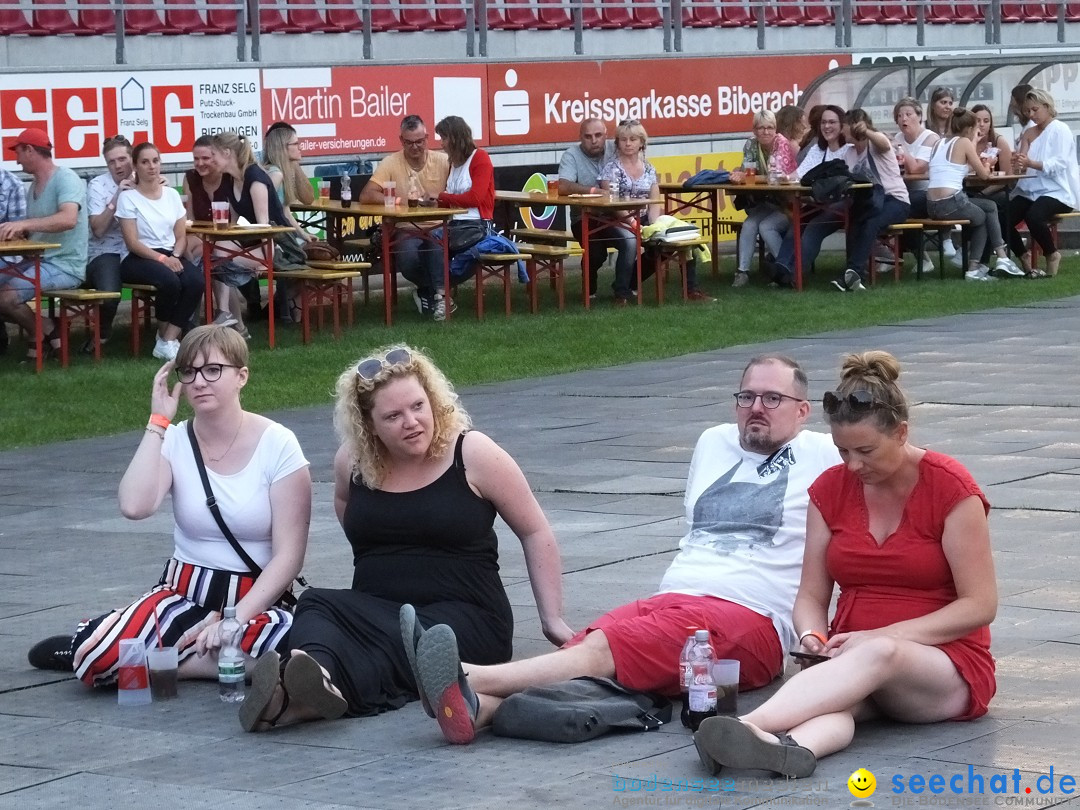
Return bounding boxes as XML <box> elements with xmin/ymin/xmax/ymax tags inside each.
<box><xmin>218</xmin><ymin>607</ymin><xmax>246</xmax><ymax>703</ymax></box>
<box><xmin>686</xmin><ymin>629</ymin><xmax>717</xmax><ymax>731</ymax></box>
<box><xmin>340</xmin><ymin>171</ymin><xmax>352</xmax><ymax>208</ymax></box>
<box><xmin>678</xmin><ymin>628</ymin><xmax>699</xmax><ymax>728</ymax></box>
<box><xmin>767</xmin><ymin>154</ymin><xmax>781</xmax><ymax>185</ymax></box>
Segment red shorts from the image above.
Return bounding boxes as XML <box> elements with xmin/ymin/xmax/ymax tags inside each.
<box><xmin>563</xmin><ymin>592</ymin><xmax>783</xmax><ymax>697</ymax></box>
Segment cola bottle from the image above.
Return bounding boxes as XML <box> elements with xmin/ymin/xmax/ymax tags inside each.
<box><xmin>686</xmin><ymin>629</ymin><xmax>717</xmax><ymax>732</ymax></box>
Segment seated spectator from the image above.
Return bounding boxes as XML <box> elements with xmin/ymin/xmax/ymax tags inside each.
<box><xmin>926</xmin><ymin>108</ymin><xmax>1020</xmax><ymax>283</ymax></box>
<box><xmin>891</xmin><ymin>96</ymin><xmax>938</xmax><ymax>272</ymax></box>
<box><xmin>0</xmin><ymin>128</ymin><xmax>87</xmax><ymax>364</ymax></box>
<box><xmin>927</xmin><ymin>86</ymin><xmax>955</xmax><ymax>138</ymax></box>
<box><xmin>795</xmin><ymin>105</ymin><xmax>826</xmax><ymax>164</ymax></box>
<box><xmin>263</xmin><ymin>125</ymin><xmax>316</xmax><ymax>243</ymax></box>
<box><xmin>182</xmin><ymin>134</ymin><xmax>251</xmax><ymax>333</ymax></box>
<box><xmin>694</xmin><ymin>351</ymin><xmax>996</xmax><ymax>779</ymax></box>
<box><xmin>970</xmin><ymin>104</ymin><xmax>1016</xmax><ymax>271</ymax></box>
<box><xmin>27</xmin><ymin>325</ymin><xmax>310</xmax><ymax>684</ymax></box>
<box><xmin>359</xmin><ymin>115</ymin><xmax>449</xmax><ymax>317</ymax></box>
<box><xmin>265</xmin><ymin>122</ymin><xmax>314</xmax><ymax>206</ymax></box>
<box><xmin>558</xmin><ymin>117</ymin><xmax>615</xmax><ymax>296</ymax></box>
<box><xmin>1007</xmin><ymin>89</ymin><xmax>1079</xmax><ymax>278</ymax></box>
<box><xmin>404</xmin><ymin>355</ymin><xmax>840</xmax><ymax>745</ymax></box>
<box><xmin>84</xmin><ymin>135</ymin><xmax>134</xmax><ymax>354</ymax></box>
<box><xmin>771</xmin><ymin>106</ymin><xmax>852</xmax><ymax>287</ymax></box>
<box><xmin>116</xmin><ymin>142</ymin><xmax>203</xmax><ymax>361</ymax></box>
<box><xmin>0</xmin><ymin>161</ymin><xmax>27</xmax><ymax>356</ymax></box>
<box><xmin>730</xmin><ymin>111</ymin><xmax>797</xmax><ymax>289</ymax></box>
<box><xmin>424</xmin><ymin>115</ymin><xmax>495</xmax><ymax>320</ymax></box>
<box><xmin>237</xmin><ymin>345</ymin><xmax>570</xmax><ymax>732</ymax></box>
<box><xmin>776</xmin><ymin>105</ymin><xmax>810</xmax><ymax>148</ymax></box>
<box><xmin>831</xmin><ymin>109</ymin><xmax>910</xmax><ymax>293</ymax></box>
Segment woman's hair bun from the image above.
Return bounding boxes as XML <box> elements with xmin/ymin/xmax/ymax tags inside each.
<box><xmin>840</xmin><ymin>350</ymin><xmax>900</xmax><ymax>385</ymax></box>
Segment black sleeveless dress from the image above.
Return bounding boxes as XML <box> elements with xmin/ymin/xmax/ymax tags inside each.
<box><xmin>289</xmin><ymin>433</ymin><xmax>514</xmax><ymax>715</ymax></box>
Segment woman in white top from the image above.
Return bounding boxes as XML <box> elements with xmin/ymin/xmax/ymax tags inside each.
<box><xmin>890</xmin><ymin>97</ymin><xmax>939</xmax><ymax>271</ymax></box>
<box><xmin>1007</xmin><ymin>89</ymin><xmax>1079</xmax><ymax>278</ymax></box>
<box><xmin>27</xmin><ymin>326</ymin><xmax>311</xmax><ymax>688</ymax></box>
<box><xmin>771</xmin><ymin>105</ymin><xmax>853</xmax><ymax>286</ymax></box>
<box><xmin>116</xmin><ymin>142</ymin><xmax>204</xmax><ymax>362</ymax></box>
<box><xmin>927</xmin><ymin>109</ymin><xmax>1021</xmax><ymax>282</ymax></box>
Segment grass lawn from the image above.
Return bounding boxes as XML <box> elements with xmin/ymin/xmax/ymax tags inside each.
<box><xmin>3</xmin><ymin>252</ymin><xmax>1079</xmax><ymax>450</ymax></box>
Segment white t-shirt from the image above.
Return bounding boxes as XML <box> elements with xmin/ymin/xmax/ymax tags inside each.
<box><xmin>160</xmin><ymin>420</ymin><xmax>309</xmax><ymax>572</ymax></box>
<box><xmin>446</xmin><ymin>150</ymin><xmax>479</xmax><ymax>220</ymax></box>
<box><xmin>658</xmin><ymin>424</ymin><xmax>842</xmax><ymax>653</ymax></box>
<box><xmin>116</xmin><ymin>186</ymin><xmax>186</xmax><ymax>252</ymax></box>
<box><xmin>86</xmin><ymin>172</ymin><xmax>128</xmax><ymax>261</ymax></box>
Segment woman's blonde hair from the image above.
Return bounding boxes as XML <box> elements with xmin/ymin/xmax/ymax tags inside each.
<box><xmin>615</xmin><ymin>119</ymin><xmax>648</xmax><ymax>151</ymax></box>
<box><xmin>210</xmin><ymin>131</ymin><xmax>256</xmax><ymax>173</ymax></box>
<box><xmin>333</xmin><ymin>344</ymin><xmax>471</xmax><ymax>487</ymax></box>
<box><xmin>262</xmin><ymin>126</ymin><xmax>299</xmax><ymax>205</ymax></box>
<box><xmin>1025</xmin><ymin>88</ymin><xmax>1057</xmax><ymax>118</ymax></box>
<box><xmin>753</xmin><ymin>110</ymin><xmax>777</xmax><ymax>129</ymax></box>
<box><xmin>827</xmin><ymin>350</ymin><xmax>909</xmax><ymax>431</ymax></box>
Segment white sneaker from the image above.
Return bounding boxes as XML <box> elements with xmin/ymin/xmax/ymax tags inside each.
<box><xmin>942</xmin><ymin>238</ymin><xmax>957</xmax><ymax>258</ymax></box>
<box><xmin>949</xmin><ymin>250</ymin><xmax>964</xmax><ymax>269</ymax></box>
<box><xmin>993</xmin><ymin>256</ymin><xmax>1024</xmax><ymax>276</ymax></box>
<box><xmin>912</xmin><ymin>253</ymin><xmax>934</xmax><ymax>274</ymax></box>
<box><xmin>152</xmin><ymin>337</ymin><xmax>180</xmax><ymax>361</ymax></box>
<box><xmin>432</xmin><ymin>293</ymin><xmax>459</xmax><ymax>322</ymax></box>
<box><xmin>731</xmin><ymin>272</ymin><xmax>749</xmax><ymax>288</ymax></box>
<box><xmin>831</xmin><ymin>268</ymin><xmax>866</xmax><ymax>292</ymax></box>
<box><xmin>964</xmin><ymin>265</ymin><xmax>996</xmax><ymax>282</ymax></box>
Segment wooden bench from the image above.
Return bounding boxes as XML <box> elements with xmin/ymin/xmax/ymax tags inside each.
<box><xmin>473</xmin><ymin>253</ymin><xmax>531</xmax><ymax>319</ymax></box>
<box><xmin>508</xmin><ymin>228</ymin><xmax>575</xmax><ymax>245</ymax></box>
<box><xmin>870</xmin><ymin>222</ymin><xmax>924</xmax><ymax>283</ymax></box>
<box><xmin>648</xmin><ymin>236</ymin><xmax>711</xmax><ymax>303</ymax></box>
<box><xmin>1034</xmin><ymin>211</ymin><xmax>1080</xmax><ymax>267</ymax></box>
<box><xmin>273</xmin><ymin>261</ymin><xmax>371</xmax><ymax>342</ymax></box>
<box><xmin>123</xmin><ymin>283</ymin><xmax>158</xmax><ymax>356</ymax></box>
<box><xmin>42</xmin><ymin>288</ymin><xmax>121</xmax><ymax>366</ymax></box>
<box><xmin>907</xmin><ymin>218</ymin><xmax>971</xmax><ymax>278</ymax></box>
<box><xmin>515</xmin><ymin>243</ymin><xmax>580</xmax><ymax>312</ymax></box>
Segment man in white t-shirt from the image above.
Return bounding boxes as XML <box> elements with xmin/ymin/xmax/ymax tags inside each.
<box><xmin>406</xmin><ymin>354</ymin><xmax>843</xmax><ymax>744</ymax></box>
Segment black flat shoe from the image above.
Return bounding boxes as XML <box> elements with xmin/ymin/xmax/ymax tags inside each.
<box><xmin>28</xmin><ymin>634</ymin><xmax>75</xmax><ymax>671</ymax></box>
<box><xmin>694</xmin><ymin>716</ymin><xmax>817</xmax><ymax>778</ymax></box>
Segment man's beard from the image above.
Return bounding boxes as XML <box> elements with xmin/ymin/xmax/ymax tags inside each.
<box><xmin>741</xmin><ymin>423</ymin><xmax>780</xmax><ymax>455</ymax></box>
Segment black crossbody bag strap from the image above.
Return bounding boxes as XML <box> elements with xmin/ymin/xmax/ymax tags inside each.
<box><xmin>187</xmin><ymin>421</ymin><xmax>298</xmax><ymax>609</ymax></box>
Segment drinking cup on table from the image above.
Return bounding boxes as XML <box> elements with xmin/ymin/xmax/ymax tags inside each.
<box><xmin>384</xmin><ymin>180</ymin><xmax>397</xmax><ymax>208</ymax></box>
<box><xmin>318</xmin><ymin>180</ymin><xmax>330</xmax><ymax>201</ymax></box>
<box><xmin>745</xmin><ymin>166</ymin><xmax>758</xmax><ymax>183</ymax></box>
<box><xmin>546</xmin><ymin>174</ymin><xmax>560</xmax><ymax>196</ymax></box>
<box><xmin>712</xmin><ymin>659</ymin><xmax>740</xmax><ymax>716</ymax></box>
<box><xmin>211</xmin><ymin>201</ymin><xmax>230</xmax><ymax>230</ymax></box>
<box><xmin>147</xmin><ymin>646</ymin><xmax>179</xmax><ymax>700</ymax></box>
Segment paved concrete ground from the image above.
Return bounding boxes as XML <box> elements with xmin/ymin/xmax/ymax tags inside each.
<box><xmin>2</xmin><ymin>298</ymin><xmax>1079</xmax><ymax>809</ymax></box>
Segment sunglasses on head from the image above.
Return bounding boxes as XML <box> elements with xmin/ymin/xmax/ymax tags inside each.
<box><xmin>356</xmin><ymin>348</ymin><xmax>411</xmax><ymax>381</ymax></box>
<box><xmin>822</xmin><ymin>390</ymin><xmax>886</xmax><ymax>415</ymax></box>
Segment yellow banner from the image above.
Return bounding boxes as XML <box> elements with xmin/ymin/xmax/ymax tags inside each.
<box><xmin>651</xmin><ymin>151</ymin><xmax>744</xmax><ymax>241</ymax></box>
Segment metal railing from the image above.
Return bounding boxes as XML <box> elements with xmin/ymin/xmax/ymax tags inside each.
<box><xmin>1</xmin><ymin>0</ymin><xmax>1076</xmax><ymax>63</ymax></box>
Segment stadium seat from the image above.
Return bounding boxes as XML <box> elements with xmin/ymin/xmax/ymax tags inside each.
<box><xmin>632</xmin><ymin>0</ymin><xmax>664</xmax><ymax>27</ymax></box>
<box><xmin>481</xmin><ymin>0</ymin><xmax>526</xmax><ymax>29</ymax></box>
<box><xmin>370</xmin><ymin>0</ymin><xmax>418</xmax><ymax>30</ymax></box>
<box><xmin>680</xmin><ymin>0</ymin><xmax>721</xmax><ymax>26</ymax></box>
<box><xmin>802</xmin><ymin>0</ymin><xmax>834</xmax><ymax>23</ymax></box>
<box><xmin>1066</xmin><ymin>2</ymin><xmax>1080</xmax><ymax>20</ymax></box>
<box><xmin>122</xmin><ymin>0</ymin><xmax>168</xmax><ymax>33</ymax></box>
<box><xmin>0</xmin><ymin>6</ymin><xmax>33</xmax><ymax>34</ymax></box>
<box><xmin>31</xmin><ymin>0</ymin><xmax>81</xmax><ymax>33</ymax></box>
<box><xmin>998</xmin><ymin>2</ymin><xmax>1050</xmax><ymax>19</ymax></box>
<box><xmin>205</xmin><ymin>0</ymin><xmax>242</xmax><ymax>31</ymax></box>
<box><xmin>597</xmin><ymin>0</ymin><xmax>633</xmax><ymax>28</ymax></box>
<box><xmin>285</xmin><ymin>0</ymin><xmax>339</xmax><ymax>31</ymax></box>
<box><xmin>718</xmin><ymin>0</ymin><xmax>753</xmax><ymax>27</ymax></box>
<box><xmin>255</xmin><ymin>0</ymin><xmax>290</xmax><ymax>32</ymax></box>
<box><xmin>927</xmin><ymin>1</ymin><xmax>982</xmax><ymax>22</ymax></box>
<box><xmin>162</xmin><ymin>0</ymin><xmax>229</xmax><ymax>32</ymax></box>
<box><xmin>433</xmin><ymin>0</ymin><xmax>468</xmax><ymax>29</ymax></box>
<box><xmin>77</xmin><ymin>0</ymin><xmax>117</xmax><ymax>33</ymax></box>
<box><xmin>577</xmin><ymin>0</ymin><xmax>604</xmax><ymax>26</ymax></box>
<box><xmin>325</xmin><ymin>0</ymin><xmax>362</xmax><ymax>29</ymax></box>
<box><xmin>400</xmin><ymin>0</ymin><xmax>438</xmax><ymax>28</ymax></box>
<box><xmin>537</xmin><ymin>0</ymin><xmax>572</xmax><ymax>27</ymax></box>
<box><xmin>856</xmin><ymin>1</ymin><xmax>914</xmax><ymax>23</ymax></box>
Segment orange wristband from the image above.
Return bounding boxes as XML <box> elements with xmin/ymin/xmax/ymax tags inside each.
<box><xmin>799</xmin><ymin>630</ymin><xmax>828</xmax><ymax>646</ymax></box>
<box><xmin>149</xmin><ymin>413</ymin><xmax>171</xmax><ymax>430</ymax></box>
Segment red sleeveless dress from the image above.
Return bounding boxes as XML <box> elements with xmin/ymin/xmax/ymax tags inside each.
<box><xmin>808</xmin><ymin>451</ymin><xmax>996</xmax><ymax>720</ymax></box>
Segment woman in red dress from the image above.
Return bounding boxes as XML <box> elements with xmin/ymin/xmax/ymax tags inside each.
<box><xmin>695</xmin><ymin>350</ymin><xmax>997</xmax><ymax>778</ymax></box>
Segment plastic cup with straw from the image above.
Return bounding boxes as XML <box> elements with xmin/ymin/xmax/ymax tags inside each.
<box><xmin>147</xmin><ymin>602</ymin><xmax>179</xmax><ymax>699</ymax></box>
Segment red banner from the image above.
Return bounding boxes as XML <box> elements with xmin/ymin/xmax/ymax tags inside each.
<box><xmin>485</xmin><ymin>55</ymin><xmax>844</xmax><ymax>146</ymax></box>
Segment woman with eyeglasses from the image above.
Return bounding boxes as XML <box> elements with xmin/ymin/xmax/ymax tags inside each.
<box><xmin>695</xmin><ymin>350</ymin><xmax>996</xmax><ymax>779</ymax></box>
<box><xmin>239</xmin><ymin>345</ymin><xmax>572</xmax><ymax>732</ymax></box>
<box><xmin>27</xmin><ymin>325</ymin><xmax>311</xmax><ymax>688</ymax></box>
<box><xmin>116</xmin><ymin>141</ymin><xmax>204</xmax><ymax>362</ymax></box>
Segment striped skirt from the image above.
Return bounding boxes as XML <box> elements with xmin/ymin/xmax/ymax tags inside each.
<box><xmin>73</xmin><ymin>558</ymin><xmax>293</xmax><ymax>687</ymax></box>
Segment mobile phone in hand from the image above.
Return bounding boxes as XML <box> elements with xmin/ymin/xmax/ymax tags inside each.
<box><xmin>789</xmin><ymin>651</ymin><xmax>830</xmax><ymax>664</ymax></box>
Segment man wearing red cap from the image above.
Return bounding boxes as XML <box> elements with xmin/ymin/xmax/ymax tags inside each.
<box><xmin>0</xmin><ymin>128</ymin><xmax>88</xmax><ymax>362</ymax></box>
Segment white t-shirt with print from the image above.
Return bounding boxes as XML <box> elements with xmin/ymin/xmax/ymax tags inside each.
<box><xmin>658</xmin><ymin>424</ymin><xmax>841</xmax><ymax>653</ymax></box>
<box><xmin>86</xmin><ymin>172</ymin><xmax>128</xmax><ymax>261</ymax></box>
<box><xmin>116</xmin><ymin>187</ymin><xmax>186</xmax><ymax>252</ymax></box>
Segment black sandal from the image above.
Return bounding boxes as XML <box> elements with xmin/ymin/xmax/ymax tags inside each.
<box><xmin>21</xmin><ymin>324</ymin><xmax>62</xmax><ymax>365</ymax></box>
<box><xmin>239</xmin><ymin>651</ymin><xmax>288</xmax><ymax>732</ymax></box>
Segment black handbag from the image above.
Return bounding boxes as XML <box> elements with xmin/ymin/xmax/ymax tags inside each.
<box><xmin>446</xmin><ymin>219</ymin><xmax>490</xmax><ymax>254</ymax></box>
<box><xmin>491</xmin><ymin>677</ymin><xmax>671</xmax><ymax>743</ymax></box>
<box><xmin>187</xmin><ymin>421</ymin><xmax>304</xmax><ymax>609</ymax></box>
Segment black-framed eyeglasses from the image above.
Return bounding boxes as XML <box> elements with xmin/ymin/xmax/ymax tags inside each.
<box><xmin>734</xmin><ymin>391</ymin><xmax>804</xmax><ymax>409</ymax></box>
<box><xmin>176</xmin><ymin>363</ymin><xmax>241</xmax><ymax>383</ymax></box>
<box><xmin>822</xmin><ymin>390</ymin><xmax>886</xmax><ymax>415</ymax></box>
<box><xmin>356</xmin><ymin>348</ymin><xmax>412</xmax><ymax>381</ymax></box>
<box><xmin>402</xmin><ymin>135</ymin><xmax>428</xmax><ymax>147</ymax></box>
